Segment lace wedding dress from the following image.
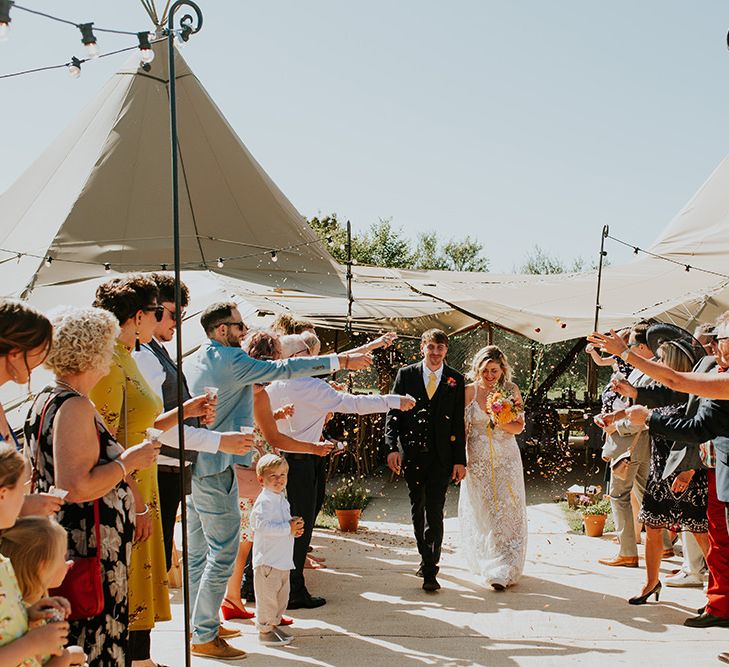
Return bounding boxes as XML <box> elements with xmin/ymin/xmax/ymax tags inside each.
<box><xmin>458</xmin><ymin>392</ymin><xmax>528</xmax><ymax>588</ymax></box>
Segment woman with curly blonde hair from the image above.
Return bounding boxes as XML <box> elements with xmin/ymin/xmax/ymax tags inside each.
<box><xmin>458</xmin><ymin>345</ymin><xmax>528</xmax><ymax>591</ymax></box>
<box><xmin>24</xmin><ymin>307</ymin><xmax>160</xmax><ymax>666</ymax></box>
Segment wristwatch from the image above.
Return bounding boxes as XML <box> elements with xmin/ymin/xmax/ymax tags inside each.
<box><xmin>619</xmin><ymin>348</ymin><xmax>631</xmax><ymax>361</ymax></box>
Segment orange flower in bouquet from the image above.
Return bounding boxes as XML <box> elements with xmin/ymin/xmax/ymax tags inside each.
<box><xmin>486</xmin><ymin>388</ymin><xmax>523</xmax><ymax>426</ymax></box>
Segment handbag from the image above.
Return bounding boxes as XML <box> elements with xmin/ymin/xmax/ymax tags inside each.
<box><xmin>31</xmin><ymin>391</ymin><xmax>105</xmax><ymax>620</ymax></box>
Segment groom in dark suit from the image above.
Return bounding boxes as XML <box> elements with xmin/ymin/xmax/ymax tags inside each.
<box><xmin>385</xmin><ymin>329</ymin><xmax>467</xmax><ymax>592</ymax></box>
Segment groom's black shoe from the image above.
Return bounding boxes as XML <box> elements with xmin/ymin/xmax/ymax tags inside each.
<box><xmin>422</xmin><ymin>576</ymin><xmax>441</xmax><ymax>592</ymax></box>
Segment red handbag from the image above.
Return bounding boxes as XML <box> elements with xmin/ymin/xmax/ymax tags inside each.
<box><xmin>32</xmin><ymin>392</ymin><xmax>105</xmax><ymax>620</ymax></box>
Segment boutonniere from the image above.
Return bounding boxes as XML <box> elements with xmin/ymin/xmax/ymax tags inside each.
<box><xmin>446</xmin><ymin>376</ymin><xmax>457</xmax><ymax>389</ymax></box>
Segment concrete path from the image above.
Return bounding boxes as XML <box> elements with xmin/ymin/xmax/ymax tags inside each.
<box><xmin>154</xmin><ymin>477</ymin><xmax>728</xmax><ymax>666</ymax></box>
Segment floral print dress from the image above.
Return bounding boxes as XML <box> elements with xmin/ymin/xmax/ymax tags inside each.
<box><xmin>24</xmin><ymin>387</ymin><xmax>134</xmax><ymax>666</ymax></box>
<box><xmin>89</xmin><ymin>341</ymin><xmax>170</xmax><ymax>632</ymax></box>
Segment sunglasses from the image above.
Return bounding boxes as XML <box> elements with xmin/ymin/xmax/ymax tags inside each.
<box><xmin>222</xmin><ymin>321</ymin><xmax>248</xmax><ymax>331</ymax></box>
<box><xmin>163</xmin><ymin>305</ymin><xmax>186</xmax><ymax>322</ymax></box>
<box><xmin>143</xmin><ymin>305</ymin><xmax>164</xmax><ymax>322</ymax></box>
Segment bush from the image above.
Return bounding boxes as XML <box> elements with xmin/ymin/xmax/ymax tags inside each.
<box><xmin>324</xmin><ymin>478</ymin><xmax>370</xmax><ymax>513</ymax></box>
<box><xmin>580</xmin><ymin>497</ymin><xmax>612</xmax><ymax>516</ymax></box>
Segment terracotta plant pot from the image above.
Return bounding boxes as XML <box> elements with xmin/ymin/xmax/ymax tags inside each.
<box><xmin>335</xmin><ymin>509</ymin><xmax>362</xmax><ymax>533</ymax></box>
<box><xmin>583</xmin><ymin>513</ymin><xmax>607</xmax><ymax>537</ymax></box>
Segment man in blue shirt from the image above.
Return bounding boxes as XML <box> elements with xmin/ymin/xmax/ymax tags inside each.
<box><xmin>184</xmin><ymin>302</ymin><xmax>371</xmax><ymax>660</ymax></box>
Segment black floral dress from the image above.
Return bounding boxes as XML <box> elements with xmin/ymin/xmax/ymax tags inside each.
<box><xmin>24</xmin><ymin>387</ymin><xmax>135</xmax><ymax>666</ymax></box>
<box><xmin>638</xmin><ymin>403</ymin><xmax>708</xmax><ymax>533</ymax></box>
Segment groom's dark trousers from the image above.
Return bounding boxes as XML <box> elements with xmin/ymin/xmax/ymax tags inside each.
<box><xmin>385</xmin><ymin>361</ymin><xmax>466</xmax><ymax>579</ymax></box>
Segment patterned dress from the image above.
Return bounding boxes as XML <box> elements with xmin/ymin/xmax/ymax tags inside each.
<box><xmin>458</xmin><ymin>388</ymin><xmax>528</xmax><ymax>588</ymax></box>
<box><xmin>24</xmin><ymin>387</ymin><xmax>134</xmax><ymax>666</ymax></box>
<box><xmin>639</xmin><ymin>403</ymin><xmax>708</xmax><ymax>533</ymax></box>
<box><xmin>89</xmin><ymin>341</ymin><xmax>171</xmax><ymax>632</ymax></box>
<box><xmin>239</xmin><ymin>427</ymin><xmax>275</xmax><ymax>542</ymax></box>
<box><xmin>0</xmin><ymin>555</ymin><xmax>41</xmax><ymax>667</ymax></box>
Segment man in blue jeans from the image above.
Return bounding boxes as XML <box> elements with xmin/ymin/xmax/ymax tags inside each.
<box><xmin>184</xmin><ymin>302</ymin><xmax>371</xmax><ymax>660</ymax></box>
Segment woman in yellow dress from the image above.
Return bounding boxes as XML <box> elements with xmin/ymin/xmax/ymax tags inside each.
<box><xmin>89</xmin><ymin>275</ymin><xmax>172</xmax><ymax>667</ymax></box>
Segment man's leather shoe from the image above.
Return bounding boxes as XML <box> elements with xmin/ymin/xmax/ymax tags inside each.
<box><xmin>684</xmin><ymin>612</ymin><xmax>729</xmax><ymax>628</ymax></box>
<box><xmin>598</xmin><ymin>555</ymin><xmax>638</xmax><ymax>567</ymax></box>
<box><xmin>190</xmin><ymin>636</ymin><xmax>247</xmax><ymax>660</ymax></box>
<box><xmin>287</xmin><ymin>594</ymin><xmax>326</xmax><ymax>610</ymax></box>
<box><xmin>719</xmin><ymin>652</ymin><xmax>729</xmax><ymax>664</ymax></box>
<box><xmin>422</xmin><ymin>576</ymin><xmax>441</xmax><ymax>592</ymax></box>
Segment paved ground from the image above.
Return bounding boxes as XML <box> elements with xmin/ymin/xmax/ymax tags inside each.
<box><xmin>154</xmin><ymin>474</ymin><xmax>729</xmax><ymax>666</ymax></box>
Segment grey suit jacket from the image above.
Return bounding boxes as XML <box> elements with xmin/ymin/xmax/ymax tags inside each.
<box><xmin>601</xmin><ymin>368</ymin><xmax>654</xmax><ymax>462</ymax></box>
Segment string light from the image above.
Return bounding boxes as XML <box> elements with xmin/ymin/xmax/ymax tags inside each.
<box><xmin>160</xmin><ymin>263</ymin><xmax>168</xmax><ymax>271</ymax></box>
<box><xmin>104</xmin><ymin>262</ymin><xmax>111</xmax><ymax>272</ymax></box>
<box><xmin>608</xmin><ymin>233</ymin><xmax>729</xmax><ymax>280</ymax></box>
<box><xmin>270</xmin><ymin>250</ymin><xmax>278</xmax><ymax>262</ymax></box>
<box><xmin>78</xmin><ymin>22</ymin><xmax>98</xmax><ymax>58</ymax></box>
<box><xmin>0</xmin><ymin>0</ymin><xmax>12</xmax><ymax>41</ymax></box>
<box><xmin>216</xmin><ymin>257</ymin><xmax>225</xmax><ymax>268</ymax></box>
<box><xmin>67</xmin><ymin>56</ymin><xmax>81</xmax><ymax>78</ymax></box>
<box><xmin>44</xmin><ymin>256</ymin><xmax>53</xmax><ymax>266</ymax></box>
<box><xmin>137</xmin><ymin>31</ymin><xmax>154</xmax><ymax>64</ymax></box>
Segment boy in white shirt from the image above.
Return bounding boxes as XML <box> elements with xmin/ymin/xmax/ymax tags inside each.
<box><xmin>250</xmin><ymin>454</ymin><xmax>304</xmax><ymax>646</ymax></box>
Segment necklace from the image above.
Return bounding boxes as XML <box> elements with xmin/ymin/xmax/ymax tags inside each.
<box><xmin>55</xmin><ymin>379</ymin><xmax>86</xmax><ymax>397</ymax></box>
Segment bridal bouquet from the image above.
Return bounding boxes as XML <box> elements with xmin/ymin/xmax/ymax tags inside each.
<box><xmin>486</xmin><ymin>388</ymin><xmax>523</xmax><ymax>426</ymax></box>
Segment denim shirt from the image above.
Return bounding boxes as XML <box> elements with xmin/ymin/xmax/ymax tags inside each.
<box><xmin>184</xmin><ymin>339</ymin><xmax>335</xmax><ymax>478</ymax></box>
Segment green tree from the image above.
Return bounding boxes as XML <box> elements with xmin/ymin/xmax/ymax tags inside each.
<box><xmin>443</xmin><ymin>236</ymin><xmax>490</xmax><ymax>272</ymax></box>
<box><xmin>352</xmin><ymin>218</ymin><xmax>413</xmax><ymax>268</ymax></box>
<box><xmin>412</xmin><ymin>232</ymin><xmax>450</xmax><ymax>270</ymax></box>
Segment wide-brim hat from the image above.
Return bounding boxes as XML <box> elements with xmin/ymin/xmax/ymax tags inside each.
<box><xmin>646</xmin><ymin>323</ymin><xmax>705</xmax><ymax>367</ymax></box>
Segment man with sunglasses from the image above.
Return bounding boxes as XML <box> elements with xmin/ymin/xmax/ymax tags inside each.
<box><xmin>132</xmin><ymin>275</ymin><xmax>255</xmax><ymax>603</ymax></box>
<box><xmin>183</xmin><ymin>302</ymin><xmax>372</xmax><ymax>660</ymax></box>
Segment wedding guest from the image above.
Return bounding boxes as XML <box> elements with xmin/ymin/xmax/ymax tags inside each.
<box><xmin>618</xmin><ymin>340</ymin><xmax>708</xmax><ymax>605</ymax></box>
<box><xmin>183</xmin><ymin>302</ymin><xmax>371</xmax><ymax>660</ymax></box>
<box><xmin>268</xmin><ymin>332</ymin><xmax>414</xmax><ymax>608</ymax></box>
<box><xmin>132</xmin><ymin>273</ymin><xmax>253</xmax><ymax>576</ymax></box>
<box><xmin>223</xmin><ymin>330</ymin><xmax>333</xmax><ymax>622</ymax></box>
<box><xmin>24</xmin><ymin>306</ymin><xmax>159</xmax><ymax>666</ymax></box>
<box><xmin>591</xmin><ymin>318</ymin><xmax>729</xmax><ymax>634</ymax></box>
<box><xmin>0</xmin><ymin>299</ymin><xmax>62</xmax><ymax>519</ymax></box>
<box><xmin>0</xmin><ymin>443</ymin><xmax>81</xmax><ymax>667</ymax></box>
<box><xmin>597</xmin><ymin>321</ymin><xmax>656</xmax><ymax>568</ymax></box>
<box><xmin>251</xmin><ymin>454</ymin><xmax>302</xmax><ymax>646</ymax></box>
<box><xmin>90</xmin><ymin>276</ymin><xmax>190</xmax><ymax>667</ymax></box>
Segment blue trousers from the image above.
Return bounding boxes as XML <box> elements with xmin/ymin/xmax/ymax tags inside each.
<box><xmin>187</xmin><ymin>467</ymin><xmax>241</xmax><ymax>644</ymax></box>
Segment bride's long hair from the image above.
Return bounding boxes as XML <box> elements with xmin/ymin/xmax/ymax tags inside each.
<box><xmin>467</xmin><ymin>345</ymin><xmax>512</xmax><ymax>384</ymax></box>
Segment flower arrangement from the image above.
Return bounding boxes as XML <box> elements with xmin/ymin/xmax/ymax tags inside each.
<box><xmin>486</xmin><ymin>387</ymin><xmax>523</xmax><ymax>426</ymax></box>
<box><xmin>579</xmin><ymin>497</ymin><xmax>612</xmax><ymax>516</ymax></box>
<box><xmin>324</xmin><ymin>477</ymin><xmax>370</xmax><ymax>513</ymax></box>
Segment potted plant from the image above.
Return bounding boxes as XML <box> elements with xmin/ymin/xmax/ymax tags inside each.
<box><xmin>325</xmin><ymin>478</ymin><xmax>370</xmax><ymax>532</ymax></box>
<box><xmin>581</xmin><ymin>497</ymin><xmax>612</xmax><ymax>537</ymax></box>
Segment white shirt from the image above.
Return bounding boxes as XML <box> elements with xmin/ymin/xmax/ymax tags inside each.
<box><xmin>266</xmin><ymin>376</ymin><xmax>402</xmax><ymax>445</ymax></box>
<box><xmin>133</xmin><ymin>342</ymin><xmax>221</xmax><ymax>466</ymax></box>
<box><xmin>422</xmin><ymin>363</ymin><xmax>444</xmax><ymax>391</ymax></box>
<box><xmin>250</xmin><ymin>487</ymin><xmax>295</xmax><ymax>570</ymax></box>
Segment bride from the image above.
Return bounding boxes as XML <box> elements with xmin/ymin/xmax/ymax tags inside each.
<box><xmin>458</xmin><ymin>345</ymin><xmax>527</xmax><ymax>590</ymax></box>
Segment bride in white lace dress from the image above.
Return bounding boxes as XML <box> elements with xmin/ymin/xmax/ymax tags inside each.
<box><xmin>458</xmin><ymin>345</ymin><xmax>527</xmax><ymax>591</ymax></box>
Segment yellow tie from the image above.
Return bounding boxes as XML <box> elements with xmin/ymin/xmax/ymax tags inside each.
<box><xmin>426</xmin><ymin>372</ymin><xmax>438</xmax><ymax>399</ymax></box>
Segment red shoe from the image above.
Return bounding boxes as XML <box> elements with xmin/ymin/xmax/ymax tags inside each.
<box><xmin>221</xmin><ymin>598</ymin><xmax>255</xmax><ymax>621</ymax></box>
<box><xmin>279</xmin><ymin>616</ymin><xmax>294</xmax><ymax>626</ymax></box>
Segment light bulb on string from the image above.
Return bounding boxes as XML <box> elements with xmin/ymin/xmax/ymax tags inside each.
<box><xmin>45</xmin><ymin>256</ymin><xmax>53</xmax><ymax>267</ymax></box>
<box><xmin>216</xmin><ymin>258</ymin><xmax>225</xmax><ymax>268</ymax></box>
<box><xmin>67</xmin><ymin>57</ymin><xmax>82</xmax><ymax>78</ymax></box>
<box><xmin>270</xmin><ymin>251</ymin><xmax>278</xmax><ymax>262</ymax></box>
<box><xmin>137</xmin><ymin>31</ymin><xmax>155</xmax><ymax>64</ymax></box>
<box><xmin>79</xmin><ymin>23</ymin><xmax>99</xmax><ymax>58</ymax></box>
<box><xmin>0</xmin><ymin>0</ymin><xmax>11</xmax><ymax>42</ymax></box>
<box><xmin>104</xmin><ymin>263</ymin><xmax>111</xmax><ymax>273</ymax></box>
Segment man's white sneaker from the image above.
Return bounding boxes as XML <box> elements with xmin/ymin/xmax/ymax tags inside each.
<box><xmin>665</xmin><ymin>571</ymin><xmax>703</xmax><ymax>588</ymax></box>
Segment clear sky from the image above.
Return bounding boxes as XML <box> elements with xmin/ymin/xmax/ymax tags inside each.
<box><xmin>3</xmin><ymin>0</ymin><xmax>729</xmax><ymax>272</ymax></box>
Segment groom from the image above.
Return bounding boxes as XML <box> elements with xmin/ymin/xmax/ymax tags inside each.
<box><xmin>385</xmin><ymin>328</ymin><xmax>467</xmax><ymax>592</ymax></box>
